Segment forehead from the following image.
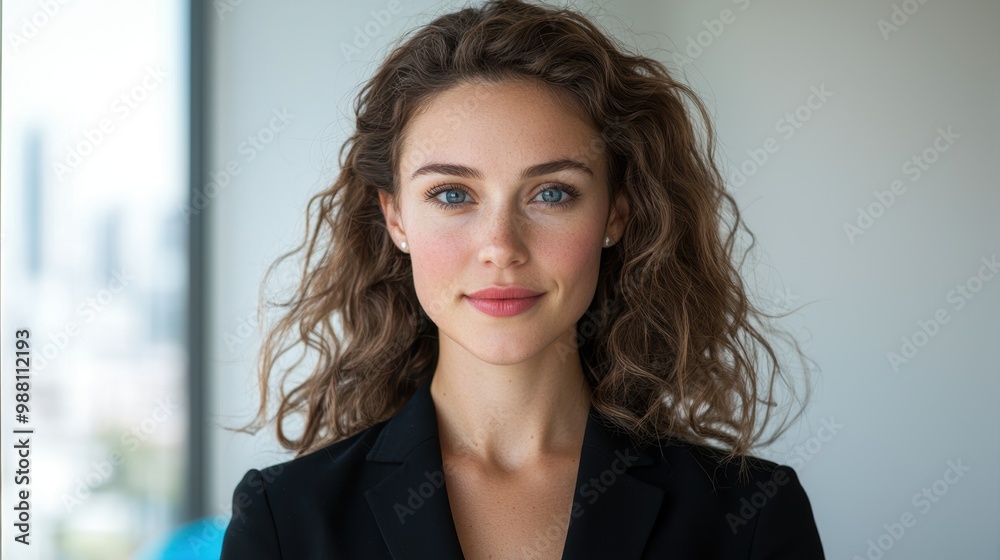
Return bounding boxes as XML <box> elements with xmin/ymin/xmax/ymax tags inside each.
<box><xmin>398</xmin><ymin>79</ymin><xmax>603</xmax><ymax>179</ymax></box>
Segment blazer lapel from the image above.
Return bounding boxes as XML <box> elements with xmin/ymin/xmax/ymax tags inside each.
<box><xmin>560</xmin><ymin>410</ymin><xmax>667</xmax><ymax>560</ymax></box>
<box><xmin>365</xmin><ymin>378</ymin><xmax>466</xmax><ymax>559</ymax></box>
<box><xmin>364</xmin><ymin>376</ymin><xmax>669</xmax><ymax>560</ymax></box>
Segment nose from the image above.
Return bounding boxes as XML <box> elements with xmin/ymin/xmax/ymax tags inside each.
<box><xmin>477</xmin><ymin>207</ymin><xmax>529</xmax><ymax>268</ymax></box>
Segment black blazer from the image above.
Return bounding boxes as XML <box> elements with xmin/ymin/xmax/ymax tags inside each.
<box><xmin>221</xmin><ymin>376</ymin><xmax>825</xmax><ymax>559</ymax></box>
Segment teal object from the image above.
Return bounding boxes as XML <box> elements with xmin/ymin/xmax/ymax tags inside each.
<box><xmin>133</xmin><ymin>516</ymin><xmax>229</xmax><ymax>560</ymax></box>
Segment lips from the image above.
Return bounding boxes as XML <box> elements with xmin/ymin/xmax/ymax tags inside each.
<box><xmin>464</xmin><ymin>293</ymin><xmax>543</xmax><ymax>318</ymax></box>
<box><xmin>464</xmin><ymin>285</ymin><xmax>545</xmax><ymax>318</ymax></box>
<box><xmin>466</xmin><ymin>285</ymin><xmax>544</xmax><ymax>300</ymax></box>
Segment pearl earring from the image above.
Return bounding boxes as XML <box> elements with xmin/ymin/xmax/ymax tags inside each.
<box><xmin>400</xmin><ymin>241</ymin><xmax>408</xmax><ymax>252</ymax></box>
<box><xmin>603</xmin><ymin>236</ymin><xmax>612</xmax><ymax>247</ymax></box>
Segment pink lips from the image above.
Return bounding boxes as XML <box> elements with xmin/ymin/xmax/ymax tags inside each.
<box><xmin>464</xmin><ymin>285</ymin><xmax>544</xmax><ymax>317</ymax></box>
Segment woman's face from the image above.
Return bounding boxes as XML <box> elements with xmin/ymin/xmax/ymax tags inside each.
<box><xmin>380</xmin><ymin>79</ymin><xmax>628</xmax><ymax>366</ymax></box>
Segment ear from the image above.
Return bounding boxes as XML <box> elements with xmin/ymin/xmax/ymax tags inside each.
<box><xmin>378</xmin><ymin>191</ymin><xmax>407</xmax><ymax>246</ymax></box>
<box><xmin>605</xmin><ymin>190</ymin><xmax>630</xmax><ymax>242</ymax></box>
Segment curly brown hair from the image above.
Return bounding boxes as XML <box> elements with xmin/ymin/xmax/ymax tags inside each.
<box><xmin>231</xmin><ymin>0</ymin><xmax>816</xmax><ymax>466</ymax></box>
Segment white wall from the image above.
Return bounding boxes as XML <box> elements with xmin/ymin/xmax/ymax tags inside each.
<box><xmin>207</xmin><ymin>1</ymin><xmax>1000</xmax><ymax>557</ymax></box>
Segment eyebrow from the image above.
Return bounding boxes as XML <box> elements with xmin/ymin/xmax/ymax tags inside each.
<box><xmin>410</xmin><ymin>158</ymin><xmax>594</xmax><ymax>181</ymax></box>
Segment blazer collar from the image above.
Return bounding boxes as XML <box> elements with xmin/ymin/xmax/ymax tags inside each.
<box><xmin>364</xmin><ymin>375</ymin><xmax>670</xmax><ymax>559</ymax></box>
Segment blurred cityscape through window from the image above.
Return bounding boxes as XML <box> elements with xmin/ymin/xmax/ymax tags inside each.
<box><xmin>2</xmin><ymin>1</ymin><xmax>189</xmax><ymax>558</ymax></box>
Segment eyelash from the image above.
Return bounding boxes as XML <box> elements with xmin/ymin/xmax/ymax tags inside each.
<box><xmin>423</xmin><ymin>183</ymin><xmax>581</xmax><ymax>211</ymax></box>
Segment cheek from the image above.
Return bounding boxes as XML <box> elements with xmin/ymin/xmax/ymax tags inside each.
<box><xmin>408</xmin><ymin>228</ymin><xmax>467</xmax><ymax>316</ymax></box>
<box><xmin>536</xmin><ymin>231</ymin><xmax>599</xmax><ymax>279</ymax></box>
<box><xmin>540</xmin><ymin>228</ymin><xmax>603</xmax><ymax>310</ymax></box>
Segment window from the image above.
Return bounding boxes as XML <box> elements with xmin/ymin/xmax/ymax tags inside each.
<box><xmin>2</xmin><ymin>1</ymin><xmax>191</xmax><ymax>557</ymax></box>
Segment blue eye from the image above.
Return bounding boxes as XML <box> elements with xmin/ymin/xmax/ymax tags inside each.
<box><xmin>538</xmin><ymin>188</ymin><xmax>566</xmax><ymax>204</ymax></box>
<box><xmin>438</xmin><ymin>189</ymin><xmax>469</xmax><ymax>205</ymax></box>
<box><xmin>423</xmin><ymin>183</ymin><xmax>581</xmax><ymax>210</ymax></box>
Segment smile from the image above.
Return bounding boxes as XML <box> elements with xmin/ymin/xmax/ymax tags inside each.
<box><xmin>464</xmin><ymin>294</ymin><xmax>544</xmax><ymax>317</ymax></box>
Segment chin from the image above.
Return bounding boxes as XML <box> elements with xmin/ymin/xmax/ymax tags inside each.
<box><xmin>459</xmin><ymin>336</ymin><xmax>544</xmax><ymax>365</ymax></box>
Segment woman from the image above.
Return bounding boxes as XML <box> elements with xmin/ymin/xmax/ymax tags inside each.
<box><xmin>221</xmin><ymin>0</ymin><xmax>825</xmax><ymax>558</ymax></box>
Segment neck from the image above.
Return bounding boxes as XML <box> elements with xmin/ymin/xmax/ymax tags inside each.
<box><xmin>429</xmin><ymin>329</ymin><xmax>593</xmax><ymax>474</ymax></box>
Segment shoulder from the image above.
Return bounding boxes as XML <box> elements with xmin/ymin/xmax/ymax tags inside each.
<box><xmin>238</xmin><ymin>418</ymin><xmax>393</xmax><ymax>497</ymax></box>
<box><xmin>650</xmin><ymin>437</ymin><xmax>792</xmax><ymax>489</ymax></box>
<box><xmin>266</xmin><ymin>420</ymin><xmax>389</xmax><ymax>477</ymax></box>
<box><xmin>220</xmin><ymin>421</ymin><xmax>394</xmax><ymax>558</ymax></box>
<box><xmin>640</xmin><ymin>438</ymin><xmax>801</xmax><ymax>504</ymax></box>
<box><xmin>639</xmin><ymin>438</ymin><xmax>826</xmax><ymax>558</ymax></box>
